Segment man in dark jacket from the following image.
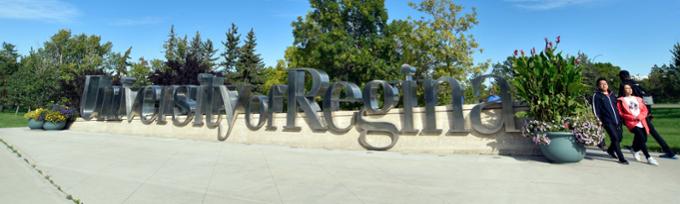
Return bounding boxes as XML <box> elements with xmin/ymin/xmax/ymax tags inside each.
<box><xmin>619</xmin><ymin>70</ymin><xmax>677</xmax><ymax>159</ymax></box>
<box><xmin>593</xmin><ymin>78</ymin><xmax>628</xmax><ymax>164</ymax></box>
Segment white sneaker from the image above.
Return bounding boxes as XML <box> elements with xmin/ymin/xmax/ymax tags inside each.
<box><xmin>630</xmin><ymin>149</ymin><xmax>641</xmax><ymax>162</ymax></box>
<box><xmin>647</xmin><ymin>157</ymin><xmax>659</xmax><ymax>166</ymax></box>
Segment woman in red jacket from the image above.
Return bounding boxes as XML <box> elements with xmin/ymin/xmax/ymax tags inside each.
<box><xmin>617</xmin><ymin>84</ymin><xmax>659</xmax><ymax>165</ymax></box>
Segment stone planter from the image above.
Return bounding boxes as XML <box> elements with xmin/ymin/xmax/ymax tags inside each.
<box><xmin>43</xmin><ymin>121</ymin><xmax>66</xmax><ymax>130</ymax></box>
<box><xmin>539</xmin><ymin>132</ymin><xmax>585</xmax><ymax>163</ymax></box>
<box><xmin>28</xmin><ymin>119</ymin><xmax>44</xmax><ymax>130</ymax></box>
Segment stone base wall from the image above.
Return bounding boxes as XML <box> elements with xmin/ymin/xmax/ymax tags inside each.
<box><xmin>69</xmin><ymin>105</ymin><xmax>539</xmax><ymax>156</ymax></box>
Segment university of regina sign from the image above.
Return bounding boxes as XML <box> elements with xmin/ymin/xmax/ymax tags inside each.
<box><xmin>80</xmin><ymin>67</ymin><xmax>521</xmax><ymax>151</ymax></box>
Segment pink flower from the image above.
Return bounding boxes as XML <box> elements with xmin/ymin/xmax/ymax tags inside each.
<box><xmin>556</xmin><ymin>36</ymin><xmax>561</xmax><ymax>44</ymax></box>
<box><xmin>520</xmin><ymin>50</ymin><xmax>525</xmax><ymax>56</ymax></box>
<box><xmin>514</xmin><ymin>49</ymin><xmax>518</xmax><ymax>56</ymax></box>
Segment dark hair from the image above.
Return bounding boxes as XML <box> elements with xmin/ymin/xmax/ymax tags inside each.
<box><xmin>619</xmin><ymin>70</ymin><xmax>630</xmax><ymax>80</ymax></box>
<box><xmin>596</xmin><ymin>77</ymin><xmax>608</xmax><ymax>91</ymax></box>
<box><xmin>621</xmin><ymin>83</ymin><xmax>633</xmax><ymax>95</ymax></box>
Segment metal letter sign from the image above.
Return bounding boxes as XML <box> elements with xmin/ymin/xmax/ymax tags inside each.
<box><xmin>80</xmin><ymin>67</ymin><xmax>520</xmax><ymax>151</ymax></box>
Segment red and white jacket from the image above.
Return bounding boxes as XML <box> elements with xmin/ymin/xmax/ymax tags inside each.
<box><xmin>616</xmin><ymin>96</ymin><xmax>650</xmax><ymax>135</ymax></box>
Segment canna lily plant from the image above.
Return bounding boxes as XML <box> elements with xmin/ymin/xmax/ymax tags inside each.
<box><xmin>511</xmin><ymin>36</ymin><xmax>603</xmax><ymax>145</ymax></box>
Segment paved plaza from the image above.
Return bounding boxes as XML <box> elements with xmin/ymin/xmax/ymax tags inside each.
<box><xmin>1</xmin><ymin>127</ymin><xmax>679</xmax><ymax>204</ymax></box>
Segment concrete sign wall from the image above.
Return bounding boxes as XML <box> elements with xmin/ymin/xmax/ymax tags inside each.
<box><xmin>72</xmin><ymin>68</ymin><xmax>538</xmax><ymax>155</ymax></box>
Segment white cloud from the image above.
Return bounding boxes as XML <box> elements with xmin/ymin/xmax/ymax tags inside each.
<box><xmin>506</xmin><ymin>0</ymin><xmax>596</xmax><ymax>10</ymax></box>
<box><xmin>110</xmin><ymin>17</ymin><xmax>162</xmax><ymax>26</ymax></box>
<box><xmin>0</xmin><ymin>0</ymin><xmax>79</xmax><ymax>23</ymax></box>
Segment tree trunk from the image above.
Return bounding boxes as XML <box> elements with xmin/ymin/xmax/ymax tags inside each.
<box><xmin>15</xmin><ymin>106</ymin><xmax>19</xmax><ymax>115</ymax></box>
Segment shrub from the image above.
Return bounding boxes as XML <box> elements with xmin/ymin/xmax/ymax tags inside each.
<box><xmin>512</xmin><ymin>36</ymin><xmax>603</xmax><ymax>145</ymax></box>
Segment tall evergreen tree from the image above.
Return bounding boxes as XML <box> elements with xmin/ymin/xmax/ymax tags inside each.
<box><xmin>202</xmin><ymin>39</ymin><xmax>218</xmax><ymax>70</ymax></box>
<box><xmin>176</xmin><ymin>35</ymin><xmax>189</xmax><ymax>65</ymax></box>
<box><xmin>189</xmin><ymin>31</ymin><xmax>203</xmax><ymax>62</ymax></box>
<box><xmin>163</xmin><ymin>25</ymin><xmax>177</xmax><ymax>61</ymax></box>
<box><xmin>672</xmin><ymin>43</ymin><xmax>680</xmax><ymax>69</ymax></box>
<box><xmin>222</xmin><ymin>23</ymin><xmax>240</xmax><ymax>74</ymax></box>
<box><xmin>666</xmin><ymin>43</ymin><xmax>680</xmax><ymax>99</ymax></box>
<box><xmin>235</xmin><ymin>29</ymin><xmax>265</xmax><ymax>92</ymax></box>
<box><xmin>0</xmin><ymin>42</ymin><xmax>21</xmax><ymax>106</ymax></box>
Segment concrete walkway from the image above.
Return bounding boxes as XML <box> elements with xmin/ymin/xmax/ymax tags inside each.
<box><xmin>0</xmin><ymin>127</ymin><xmax>679</xmax><ymax>204</ymax></box>
<box><xmin>0</xmin><ymin>135</ymin><xmax>70</xmax><ymax>204</ymax></box>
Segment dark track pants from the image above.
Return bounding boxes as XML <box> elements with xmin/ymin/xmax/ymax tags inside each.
<box><xmin>631</xmin><ymin>127</ymin><xmax>651</xmax><ymax>158</ymax></box>
<box><xmin>604</xmin><ymin>123</ymin><xmax>626</xmax><ymax>162</ymax></box>
<box><xmin>645</xmin><ymin>116</ymin><xmax>675</xmax><ymax>156</ymax></box>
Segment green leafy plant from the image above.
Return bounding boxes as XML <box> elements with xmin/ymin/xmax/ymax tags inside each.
<box><xmin>511</xmin><ymin>37</ymin><xmax>602</xmax><ymax>145</ymax></box>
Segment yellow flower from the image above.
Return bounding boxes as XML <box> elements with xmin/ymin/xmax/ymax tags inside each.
<box><xmin>44</xmin><ymin>111</ymin><xmax>67</xmax><ymax>122</ymax></box>
<box><xmin>23</xmin><ymin>108</ymin><xmax>47</xmax><ymax>120</ymax></box>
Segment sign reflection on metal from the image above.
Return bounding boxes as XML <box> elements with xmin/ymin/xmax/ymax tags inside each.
<box><xmin>80</xmin><ymin>68</ymin><xmax>520</xmax><ymax>151</ymax></box>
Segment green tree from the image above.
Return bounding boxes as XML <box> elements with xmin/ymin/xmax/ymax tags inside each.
<box><xmin>7</xmin><ymin>50</ymin><xmax>60</xmax><ymax>110</ymax></box>
<box><xmin>128</xmin><ymin>57</ymin><xmax>152</xmax><ymax>88</ymax></box>
<box><xmin>672</xmin><ymin>43</ymin><xmax>680</xmax><ymax>69</ymax></box>
<box><xmin>156</xmin><ymin>27</ymin><xmax>219</xmax><ymax>85</ymax></box>
<box><xmin>395</xmin><ymin>0</ymin><xmax>487</xmax><ymax>80</ymax></box>
<box><xmin>577</xmin><ymin>53</ymin><xmax>621</xmax><ymax>93</ymax></box>
<box><xmin>164</xmin><ymin>25</ymin><xmax>178</xmax><ymax>61</ymax></box>
<box><xmin>667</xmin><ymin>43</ymin><xmax>680</xmax><ymax>100</ymax></box>
<box><xmin>189</xmin><ymin>31</ymin><xmax>203</xmax><ymax>62</ymax></box>
<box><xmin>202</xmin><ymin>39</ymin><xmax>218</xmax><ymax>69</ymax></box>
<box><xmin>176</xmin><ymin>35</ymin><xmax>189</xmax><ymax>65</ymax></box>
<box><xmin>644</xmin><ymin>64</ymin><xmax>680</xmax><ymax>102</ymax></box>
<box><xmin>285</xmin><ymin>0</ymin><xmax>398</xmax><ymax>85</ymax></box>
<box><xmin>150</xmin><ymin>59</ymin><xmax>165</xmax><ymax>71</ymax></box>
<box><xmin>262</xmin><ymin>59</ymin><xmax>288</xmax><ymax>93</ymax></box>
<box><xmin>36</xmin><ymin>29</ymin><xmax>113</xmax><ymax>109</ymax></box>
<box><xmin>0</xmin><ymin>42</ymin><xmax>21</xmax><ymax>107</ymax></box>
<box><xmin>222</xmin><ymin>23</ymin><xmax>240</xmax><ymax>75</ymax></box>
<box><xmin>491</xmin><ymin>57</ymin><xmax>513</xmax><ymax>80</ymax></box>
<box><xmin>234</xmin><ymin>29</ymin><xmax>266</xmax><ymax>92</ymax></box>
<box><xmin>106</xmin><ymin>47</ymin><xmax>132</xmax><ymax>83</ymax></box>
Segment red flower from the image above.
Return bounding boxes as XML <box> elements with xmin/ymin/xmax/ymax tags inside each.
<box><xmin>514</xmin><ymin>49</ymin><xmax>518</xmax><ymax>56</ymax></box>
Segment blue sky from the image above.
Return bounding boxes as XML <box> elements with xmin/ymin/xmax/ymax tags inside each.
<box><xmin>1</xmin><ymin>0</ymin><xmax>679</xmax><ymax>76</ymax></box>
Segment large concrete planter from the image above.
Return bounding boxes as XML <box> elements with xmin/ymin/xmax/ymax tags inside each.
<box><xmin>43</xmin><ymin>122</ymin><xmax>66</xmax><ymax>130</ymax></box>
<box><xmin>28</xmin><ymin>119</ymin><xmax>44</xmax><ymax>130</ymax></box>
<box><xmin>539</xmin><ymin>132</ymin><xmax>585</xmax><ymax>163</ymax></box>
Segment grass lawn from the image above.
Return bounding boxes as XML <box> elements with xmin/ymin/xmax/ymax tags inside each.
<box><xmin>0</xmin><ymin>112</ymin><xmax>27</xmax><ymax>128</ymax></box>
<box><xmin>620</xmin><ymin>108</ymin><xmax>680</xmax><ymax>153</ymax></box>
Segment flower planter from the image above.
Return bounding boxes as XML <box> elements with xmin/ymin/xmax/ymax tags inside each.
<box><xmin>539</xmin><ymin>132</ymin><xmax>585</xmax><ymax>163</ymax></box>
<box><xmin>43</xmin><ymin>122</ymin><xmax>66</xmax><ymax>130</ymax></box>
<box><xmin>28</xmin><ymin>119</ymin><xmax>44</xmax><ymax>130</ymax></box>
